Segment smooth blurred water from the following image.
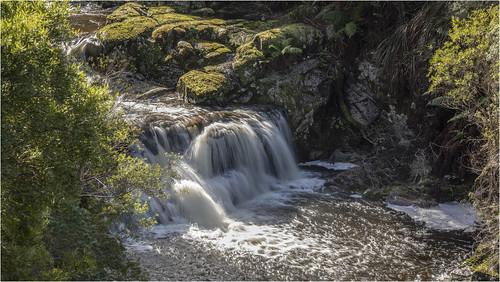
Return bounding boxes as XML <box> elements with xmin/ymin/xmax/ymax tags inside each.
<box><xmin>128</xmin><ymin>174</ymin><xmax>473</xmax><ymax>280</ymax></box>
<box><xmin>66</xmin><ymin>6</ymin><xmax>474</xmax><ymax>278</ymax></box>
<box><xmin>125</xmin><ymin>101</ymin><xmax>473</xmax><ymax>280</ymax></box>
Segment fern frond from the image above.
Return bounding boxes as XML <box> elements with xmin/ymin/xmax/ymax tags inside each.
<box><xmin>268</xmin><ymin>44</ymin><xmax>280</xmax><ymax>52</ymax></box>
<box><xmin>344</xmin><ymin>21</ymin><xmax>357</xmax><ymax>38</ymax></box>
<box><xmin>321</xmin><ymin>10</ymin><xmax>345</xmax><ymax>26</ymax></box>
<box><xmin>427</xmin><ymin>95</ymin><xmax>453</xmax><ymax>106</ymax></box>
<box><xmin>282</xmin><ymin>37</ymin><xmax>294</xmax><ymax>47</ymax></box>
<box><xmin>281</xmin><ymin>46</ymin><xmax>302</xmax><ymax>55</ymax></box>
<box><xmin>448</xmin><ymin>112</ymin><xmax>466</xmax><ymax>123</ymax></box>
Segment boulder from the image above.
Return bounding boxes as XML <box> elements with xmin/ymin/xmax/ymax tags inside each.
<box><xmin>253</xmin><ymin>24</ymin><xmax>323</xmax><ymax>56</ymax></box>
<box><xmin>177</xmin><ymin>70</ymin><xmax>230</xmax><ymax>105</ymax></box>
<box><xmin>344</xmin><ymin>76</ymin><xmax>379</xmax><ymax>127</ymax></box>
<box><xmin>152</xmin><ymin>19</ymin><xmax>229</xmax><ymax>50</ymax></box>
<box><xmin>194</xmin><ymin>42</ymin><xmax>232</xmax><ymax>66</ymax></box>
<box><xmin>233</xmin><ymin>42</ymin><xmax>264</xmax><ymax>87</ymax></box>
<box><xmin>254</xmin><ymin>58</ymin><xmax>332</xmax><ymax>141</ymax></box>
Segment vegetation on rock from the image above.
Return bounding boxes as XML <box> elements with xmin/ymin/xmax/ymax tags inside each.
<box><xmin>177</xmin><ymin>70</ymin><xmax>230</xmax><ymax>105</ymax></box>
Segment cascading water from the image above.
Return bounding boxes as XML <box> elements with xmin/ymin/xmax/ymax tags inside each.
<box><xmin>68</xmin><ymin>4</ymin><xmax>475</xmax><ymax>280</ymax></box>
<box><xmin>124</xmin><ymin>100</ymin><xmax>474</xmax><ymax>280</ymax></box>
<box><xmin>136</xmin><ymin>107</ymin><xmax>300</xmax><ymax>228</ymax></box>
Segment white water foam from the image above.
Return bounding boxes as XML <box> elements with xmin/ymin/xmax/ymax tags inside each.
<box><xmin>299</xmin><ymin>160</ymin><xmax>358</xmax><ymax>170</ymax></box>
<box><xmin>387</xmin><ymin>202</ymin><xmax>478</xmax><ymax>231</ymax></box>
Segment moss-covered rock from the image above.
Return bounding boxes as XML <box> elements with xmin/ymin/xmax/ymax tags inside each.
<box><xmin>98</xmin><ymin>16</ymin><xmax>158</xmax><ymax>46</ymax></box>
<box><xmin>190</xmin><ymin>8</ymin><xmax>215</xmax><ymax>17</ymax></box>
<box><xmin>234</xmin><ymin>42</ymin><xmax>264</xmax><ymax>87</ymax></box>
<box><xmin>106</xmin><ymin>2</ymin><xmax>143</xmax><ymax>24</ymax></box>
<box><xmin>177</xmin><ymin>70</ymin><xmax>230</xmax><ymax>105</ymax></box>
<box><xmin>106</xmin><ymin>3</ymin><xmax>181</xmax><ymax>25</ymax></box>
<box><xmin>152</xmin><ymin>19</ymin><xmax>229</xmax><ymax>50</ymax></box>
<box><xmin>194</xmin><ymin>42</ymin><xmax>231</xmax><ymax>66</ymax></box>
<box><xmin>253</xmin><ymin>23</ymin><xmax>323</xmax><ymax>56</ymax></box>
<box><xmin>164</xmin><ymin>41</ymin><xmax>198</xmax><ymax>69</ymax></box>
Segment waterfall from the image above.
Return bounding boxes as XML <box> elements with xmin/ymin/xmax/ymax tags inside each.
<box><xmin>137</xmin><ymin>108</ymin><xmax>299</xmax><ymax>228</ymax></box>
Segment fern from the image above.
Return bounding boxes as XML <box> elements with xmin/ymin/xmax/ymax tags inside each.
<box><xmin>427</xmin><ymin>95</ymin><xmax>453</xmax><ymax>106</ymax></box>
<box><xmin>281</xmin><ymin>45</ymin><xmax>302</xmax><ymax>55</ymax></box>
<box><xmin>448</xmin><ymin>112</ymin><xmax>466</xmax><ymax>123</ymax></box>
<box><xmin>344</xmin><ymin>21</ymin><xmax>358</xmax><ymax>38</ymax></box>
<box><xmin>267</xmin><ymin>38</ymin><xmax>301</xmax><ymax>58</ymax></box>
<box><xmin>321</xmin><ymin>10</ymin><xmax>345</xmax><ymax>26</ymax></box>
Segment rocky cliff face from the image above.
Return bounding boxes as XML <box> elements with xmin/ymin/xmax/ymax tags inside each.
<box><xmin>96</xmin><ymin>2</ymin><xmax>343</xmax><ymax>160</ymax></box>
<box><xmin>93</xmin><ymin>2</ymin><xmax>480</xmax><ymax>205</ymax></box>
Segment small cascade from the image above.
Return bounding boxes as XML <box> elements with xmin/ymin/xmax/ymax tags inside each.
<box><xmin>136</xmin><ymin>107</ymin><xmax>299</xmax><ymax>228</ymax></box>
<box><xmin>66</xmin><ymin>35</ymin><xmax>103</xmax><ymax>63</ymax></box>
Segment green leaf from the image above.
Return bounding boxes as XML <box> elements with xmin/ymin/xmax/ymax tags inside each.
<box><xmin>321</xmin><ymin>10</ymin><xmax>346</xmax><ymax>26</ymax></box>
<box><xmin>427</xmin><ymin>95</ymin><xmax>453</xmax><ymax>106</ymax></box>
<box><xmin>344</xmin><ymin>21</ymin><xmax>358</xmax><ymax>38</ymax></box>
<box><xmin>447</xmin><ymin>112</ymin><xmax>466</xmax><ymax>123</ymax></box>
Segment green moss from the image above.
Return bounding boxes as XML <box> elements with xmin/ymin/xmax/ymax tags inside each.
<box><xmin>107</xmin><ymin>4</ymin><xmax>181</xmax><ymax>24</ymax></box>
<box><xmin>202</xmin><ymin>65</ymin><xmax>224</xmax><ymax>73</ymax></box>
<box><xmin>190</xmin><ymin>8</ymin><xmax>215</xmax><ymax>17</ymax></box>
<box><xmin>153</xmin><ymin>13</ymin><xmax>199</xmax><ymax>26</ymax></box>
<box><xmin>152</xmin><ymin>18</ymin><xmax>228</xmax><ymax>49</ymax></box>
<box><xmin>234</xmin><ymin>42</ymin><xmax>264</xmax><ymax>87</ymax></box>
<box><xmin>177</xmin><ymin>70</ymin><xmax>230</xmax><ymax>105</ymax></box>
<box><xmin>464</xmin><ymin>244</ymin><xmax>499</xmax><ymax>279</ymax></box>
<box><xmin>106</xmin><ymin>3</ymin><xmax>143</xmax><ymax>24</ymax></box>
<box><xmin>98</xmin><ymin>16</ymin><xmax>157</xmax><ymax>44</ymax></box>
<box><xmin>253</xmin><ymin>23</ymin><xmax>323</xmax><ymax>56</ymax></box>
<box><xmin>148</xmin><ymin>6</ymin><xmax>177</xmax><ymax>15</ymax></box>
<box><xmin>194</xmin><ymin>42</ymin><xmax>231</xmax><ymax>66</ymax></box>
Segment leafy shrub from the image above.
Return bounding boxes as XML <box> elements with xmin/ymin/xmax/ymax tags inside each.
<box><xmin>427</xmin><ymin>5</ymin><xmax>499</xmax><ymax>276</ymax></box>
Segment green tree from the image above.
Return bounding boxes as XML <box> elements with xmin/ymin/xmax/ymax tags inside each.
<box><xmin>1</xmin><ymin>2</ymin><xmax>172</xmax><ymax>279</ymax></box>
<box><xmin>427</xmin><ymin>5</ymin><xmax>499</xmax><ymax>277</ymax></box>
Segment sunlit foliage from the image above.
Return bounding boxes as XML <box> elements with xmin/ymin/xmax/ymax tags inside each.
<box><xmin>1</xmin><ymin>2</ymin><xmax>173</xmax><ymax>279</ymax></box>
<box><xmin>427</xmin><ymin>5</ymin><xmax>499</xmax><ymax>276</ymax></box>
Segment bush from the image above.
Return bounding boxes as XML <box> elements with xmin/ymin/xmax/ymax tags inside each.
<box><xmin>427</xmin><ymin>5</ymin><xmax>499</xmax><ymax>276</ymax></box>
<box><xmin>1</xmin><ymin>2</ymin><xmax>172</xmax><ymax>279</ymax></box>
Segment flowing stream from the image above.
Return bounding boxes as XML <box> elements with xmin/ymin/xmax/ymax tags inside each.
<box><xmin>121</xmin><ymin>97</ymin><xmax>473</xmax><ymax>281</ymax></box>
<box><xmin>67</xmin><ymin>5</ymin><xmax>474</xmax><ymax>280</ymax></box>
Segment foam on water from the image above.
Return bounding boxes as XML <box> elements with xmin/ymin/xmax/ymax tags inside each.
<box><xmin>299</xmin><ymin>160</ymin><xmax>359</xmax><ymax>170</ymax></box>
<box><xmin>387</xmin><ymin>202</ymin><xmax>478</xmax><ymax>231</ymax></box>
<box><xmin>124</xmin><ymin>104</ymin><xmax>472</xmax><ymax>280</ymax></box>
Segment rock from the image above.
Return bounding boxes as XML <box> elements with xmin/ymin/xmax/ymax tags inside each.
<box><xmin>325</xmin><ymin>166</ymin><xmax>369</xmax><ymax>192</ymax></box>
<box><xmin>331</xmin><ymin>149</ymin><xmax>348</xmax><ymax>162</ymax></box>
<box><xmin>177</xmin><ymin>70</ymin><xmax>230</xmax><ymax>105</ymax></box>
<box><xmin>164</xmin><ymin>41</ymin><xmax>198</xmax><ymax>69</ymax></box>
<box><xmin>254</xmin><ymin>58</ymin><xmax>332</xmax><ymax>143</ymax></box>
<box><xmin>387</xmin><ymin>186</ymin><xmax>437</xmax><ymax>207</ymax></box>
<box><xmin>194</xmin><ymin>42</ymin><xmax>232</xmax><ymax>66</ymax></box>
<box><xmin>99</xmin><ymin>4</ymin><xmax>196</xmax><ymax>47</ymax></box>
<box><xmin>106</xmin><ymin>3</ymin><xmax>144</xmax><ymax>24</ymax></box>
<box><xmin>234</xmin><ymin>42</ymin><xmax>264</xmax><ymax>87</ymax></box>
<box><xmin>253</xmin><ymin>24</ymin><xmax>324</xmax><ymax>56</ymax></box>
<box><xmin>152</xmin><ymin>19</ymin><xmax>229</xmax><ymax>50</ymax></box>
<box><xmin>344</xmin><ymin>76</ymin><xmax>379</xmax><ymax>126</ymax></box>
<box><xmin>67</xmin><ymin>37</ymin><xmax>103</xmax><ymax>63</ymax></box>
<box><xmin>97</xmin><ymin>4</ymin><xmax>200</xmax><ymax>80</ymax></box>
<box><xmin>190</xmin><ymin>8</ymin><xmax>215</xmax><ymax>17</ymax></box>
